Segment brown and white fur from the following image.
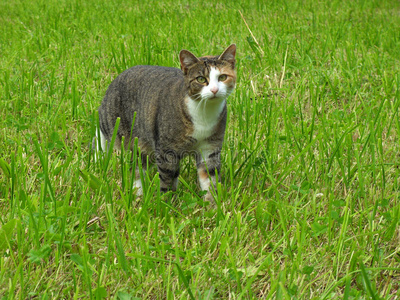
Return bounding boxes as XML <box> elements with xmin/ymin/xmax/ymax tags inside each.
<box><xmin>96</xmin><ymin>44</ymin><xmax>236</xmax><ymax>202</ymax></box>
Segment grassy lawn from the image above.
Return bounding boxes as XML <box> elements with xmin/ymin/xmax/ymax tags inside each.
<box><xmin>1</xmin><ymin>0</ymin><xmax>400</xmax><ymax>298</ymax></box>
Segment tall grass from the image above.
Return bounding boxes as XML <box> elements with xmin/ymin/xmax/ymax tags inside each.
<box><xmin>1</xmin><ymin>0</ymin><xmax>400</xmax><ymax>298</ymax></box>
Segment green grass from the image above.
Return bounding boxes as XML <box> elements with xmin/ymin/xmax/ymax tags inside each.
<box><xmin>1</xmin><ymin>0</ymin><xmax>400</xmax><ymax>298</ymax></box>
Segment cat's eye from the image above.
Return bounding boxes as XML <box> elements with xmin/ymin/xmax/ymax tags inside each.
<box><xmin>196</xmin><ymin>76</ymin><xmax>207</xmax><ymax>84</ymax></box>
<box><xmin>218</xmin><ymin>74</ymin><xmax>228</xmax><ymax>81</ymax></box>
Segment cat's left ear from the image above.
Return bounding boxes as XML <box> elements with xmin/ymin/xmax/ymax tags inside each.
<box><xmin>219</xmin><ymin>44</ymin><xmax>236</xmax><ymax>68</ymax></box>
<box><xmin>179</xmin><ymin>50</ymin><xmax>200</xmax><ymax>74</ymax></box>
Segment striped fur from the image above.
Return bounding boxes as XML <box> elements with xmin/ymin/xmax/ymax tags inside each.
<box><xmin>97</xmin><ymin>44</ymin><xmax>236</xmax><ymax>201</ymax></box>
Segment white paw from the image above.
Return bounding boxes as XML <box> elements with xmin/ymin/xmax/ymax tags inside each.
<box><xmin>204</xmin><ymin>191</ymin><xmax>215</xmax><ymax>203</ymax></box>
<box><xmin>133</xmin><ymin>179</ymin><xmax>143</xmax><ymax>196</ymax></box>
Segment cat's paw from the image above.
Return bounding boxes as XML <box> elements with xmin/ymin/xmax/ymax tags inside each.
<box><xmin>133</xmin><ymin>179</ymin><xmax>143</xmax><ymax>196</ymax></box>
<box><xmin>204</xmin><ymin>192</ymin><xmax>215</xmax><ymax>203</ymax></box>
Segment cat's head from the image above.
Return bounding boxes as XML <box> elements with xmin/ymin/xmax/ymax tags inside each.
<box><xmin>179</xmin><ymin>44</ymin><xmax>236</xmax><ymax>101</ymax></box>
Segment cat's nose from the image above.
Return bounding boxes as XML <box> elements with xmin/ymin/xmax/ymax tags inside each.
<box><xmin>210</xmin><ymin>86</ymin><xmax>219</xmax><ymax>94</ymax></box>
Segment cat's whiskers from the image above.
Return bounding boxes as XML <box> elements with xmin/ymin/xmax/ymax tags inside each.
<box><xmin>191</xmin><ymin>94</ymin><xmax>205</xmax><ymax>115</ymax></box>
<box><xmin>201</xmin><ymin>97</ymin><xmax>208</xmax><ymax>123</ymax></box>
<box><xmin>196</xmin><ymin>96</ymin><xmax>211</xmax><ymax>123</ymax></box>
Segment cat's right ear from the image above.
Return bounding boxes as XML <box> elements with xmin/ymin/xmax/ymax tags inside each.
<box><xmin>179</xmin><ymin>50</ymin><xmax>200</xmax><ymax>74</ymax></box>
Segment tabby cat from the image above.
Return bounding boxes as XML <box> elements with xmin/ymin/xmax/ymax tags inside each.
<box><xmin>97</xmin><ymin>44</ymin><xmax>236</xmax><ymax>201</ymax></box>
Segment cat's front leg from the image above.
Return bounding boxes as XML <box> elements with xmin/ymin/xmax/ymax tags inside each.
<box><xmin>196</xmin><ymin>149</ymin><xmax>221</xmax><ymax>202</ymax></box>
<box><xmin>156</xmin><ymin>149</ymin><xmax>180</xmax><ymax>193</ymax></box>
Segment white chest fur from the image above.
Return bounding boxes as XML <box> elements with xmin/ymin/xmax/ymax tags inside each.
<box><xmin>186</xmin><ymin>96</ymin><xmax>226</xmax><ymax>142</ymax></box>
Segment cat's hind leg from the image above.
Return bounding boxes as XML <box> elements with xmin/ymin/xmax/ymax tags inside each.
<box><xmin>133</xmin><ymin>168</ymin><xmax>144</xmax><ymax>196</ymax></box>
<box><xmin>155</xmin><ymin>149</ymin><xmax>180</xmax><ymax>193</ymax></box>
<box><xmin>132</xmin><ymin>152</ymin><xmax>152</xmax><ymax>196</ymax></box>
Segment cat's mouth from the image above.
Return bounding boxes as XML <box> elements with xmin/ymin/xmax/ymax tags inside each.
<box><xmin>193</xmin><ymin>94</ymin><xmax>223</xmax><ymax>101</ymax></box>
<box><xmin>208</xmin><ymin>94</ymin><xmax>224</xmax><ymax>100</ymax></box>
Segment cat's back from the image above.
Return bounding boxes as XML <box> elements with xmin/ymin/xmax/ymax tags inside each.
<box><xmin>99</xmin><ymin>64</ymin><xmax>187</xmax><ymax>146</ymax></box>
<box><xmin>101</xmin><ymin>65</ymin><xmax>186</xmax><ymax>112</ymax></box>
<box><xmin>126</xmin><ymin>65</ymin><xmax>182</xmax><ymax>77</ymax></box>
<box><xmin>113</xmin><ymin>65</ymin><xmax>184</xmax><ymax>93</ymax></box>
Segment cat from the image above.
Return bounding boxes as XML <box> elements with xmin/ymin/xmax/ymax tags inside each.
<box><xmin>96</xmin><ymin>44</ymin><xmax>236</xmax><ymax>202</ymax></box>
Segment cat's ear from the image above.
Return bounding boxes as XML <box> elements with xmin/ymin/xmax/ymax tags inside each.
<box><xmin>219</xmin><ymin>44</ymin><xmax>236</xmax><ymax>68</ymax></box>
<box><xmin>179</xmin><ymin>50</ymin><xmax>200</xmax><ymax>74</ymax></box>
